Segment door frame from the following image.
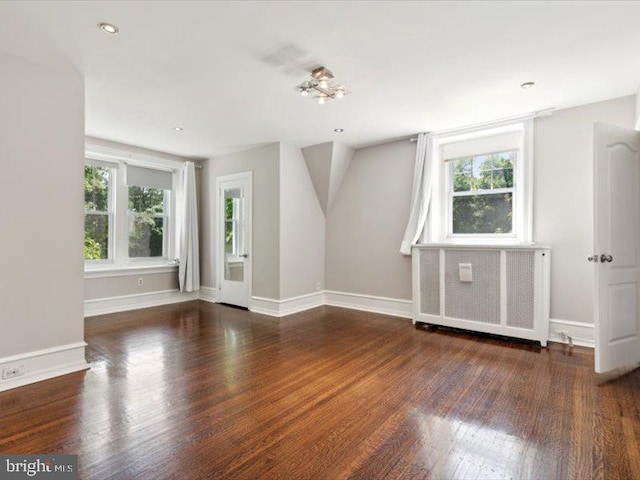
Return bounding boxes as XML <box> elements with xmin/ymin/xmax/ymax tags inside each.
<box><xmin>215</xmin><ymin>171</ymin><xmax>253</xmax><ymax>307</ymax></box>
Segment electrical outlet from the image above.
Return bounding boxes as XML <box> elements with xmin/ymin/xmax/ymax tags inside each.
<box><xmin>137</xmin><ymin>278</ymin><xmax>144</xmax><ymax>286</ymax></box>
<box><xmin>316</xmin><ymin>282</ymin><xmax>321</xmax><ymax>291</ymax></box>
<box><xmin>2</xmin><ymin>364</ymin><xmax>25</xmax><ymax>380</ymax></box>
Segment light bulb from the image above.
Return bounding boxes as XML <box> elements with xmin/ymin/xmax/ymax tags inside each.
<box><xmin>318</xmin><ymin>96</ymin><xmax>326</xmax><ymax>105</ymax></box>
<box><xmin>335</xmin><ymin>88</ymin><xmax>344</xmax><ymax>99</ymax></box>
<box><xmin>319</xmin><ymin>80</ymin><xmax>328</xmax><ymax>89</ymax></box>
<box><xmin>300</xmin><ymin>88</ymin><xmax>309</xmax><ymax>97</ymax></box>
<box><xmin>99</xmin><ymin>23</ymin><xmax>119</xmax><ymax>35</ymax></box>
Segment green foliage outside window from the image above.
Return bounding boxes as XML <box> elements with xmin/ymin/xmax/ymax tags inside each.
<box><xmin>225</xmin><ymin>196</ymin><xmax>234</xmax><ymax>254</ymax></box>
<box><xmin>451</xmin><ymin>153</ymin><xmax>515</xmax><ymax>234</ymax></box>
<box><xmin>128</xmin><ymin>186</ymin><xmax>165</xmax><ymax>258</ymax></box>
<box><xmin>84</xmin><ymin>166</ymin><xmax>110</xmax><ymax>260</ymax></box>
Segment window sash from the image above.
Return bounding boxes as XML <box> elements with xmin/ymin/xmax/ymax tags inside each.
<box><xmin>450</xmin><ymin>193</ymin><xmax>515</xmax><ymax>236</ymax></box>
<box><xmin>126</xmin><ymin>189</ymin><xmax>169</xmax><ymax>260</ymax></box>
<box><xmin>447</xmin><ymin>154</ymin><xmax>517</xmax><ymax>238</ymax></box>
<box><xmin>85</xmin><ymin>164</ymin><xmax>115</xmax><ymax>262</ymax></box>
<box><xmin>452</xmin><ymin>187</ymin><xmax>514</xmax><ymax>197</ymax></box>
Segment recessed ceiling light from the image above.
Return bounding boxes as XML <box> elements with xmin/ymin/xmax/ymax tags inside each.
<box><xmin>334</xmin><ymin>128</ymin><xmax>344</xmax><ymax>133</ymax></box>
<box><xmin>173</xmin><ymin>127</ymin><xmax>183</xmax><ymax>132</ymax></box>
<box><xmin>99</xmin><ymin>22</ymin><xmax>119</xmax><ymax>35</ymax></box>
<box><xmin>520</xmin><ymin>81</ymin><xmax>535</xmax><ymax>89</ymax></box>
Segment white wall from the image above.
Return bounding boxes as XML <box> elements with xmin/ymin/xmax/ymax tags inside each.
<box><xmin>326</xmin><ymin>139</ymin><xmax>415</xmax><ymax>299</ymax></box>
<box><xmin>200</xmin><ymin>143</ymin><xmax>280</xmax><ymax>299</ymax></box>
<box><xmin>636</xmin><ymin>85</ymin><xmax>640</xmax><ymax>130</ymax></box>
<box><xmin>534</xmin><ymin>95</ymin><xmax>636</xmax><ymax>323</ymax></box>
<box><xmin>325</xmin><ymin>95</ymin><xmax>636</xmax><ymax>325</ymax></box>
<box><xmin>279</xmin><ymin>143</ymin><xmax>325</xmax><ymax>299</ymax></box>
<box><xmin>85</xmin><ymin>272</ymin><xmax>178</xmax><ymax>300</ymax></box>
<box><xmin>0</xmin><ymin>53</ymin><xmax>85</xmax><ymax>366</ymax></box>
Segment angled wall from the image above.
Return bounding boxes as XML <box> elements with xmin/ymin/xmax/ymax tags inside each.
<box><xmin>280</xmin><ymin>142</ymin><xmax>325</xmax><ymax>299</ymax></box>
<box><xmin>302</xmin><ymin>142</ymin><xmax>333</xmax><ymax>215</ymax></box>
<box><xmin>302</xmin><ymin>141</ymin><xmax>354</xmax><ymax>216</ymax></box>
<box><xmin>325</xmin><ymin>139</ymin><xmax>415</xmax><ymax>300</ymax></box>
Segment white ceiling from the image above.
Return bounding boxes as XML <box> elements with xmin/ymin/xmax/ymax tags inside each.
<box><xmin>1</xmin><ymin>1</ymin><xmax>639</xmax><ymax>158</ymax></box>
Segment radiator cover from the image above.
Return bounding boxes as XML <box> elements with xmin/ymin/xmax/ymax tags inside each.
<box><xmin>412</xmin><ymin>245</ymin><xmax>551</xmax><ymax>346</ymax></box>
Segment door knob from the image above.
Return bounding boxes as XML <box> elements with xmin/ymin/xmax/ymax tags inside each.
<box><xmin>600</xmin><ymin>254</ymin><xmax>613</xmax><ymax>263</ymax></box>
<box><xmin>587</xmin><ymin>255</ymin><xmax>598</xmax><ymax>262</ymax></box>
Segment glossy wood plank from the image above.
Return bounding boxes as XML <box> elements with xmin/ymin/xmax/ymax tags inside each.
<box><xmin>0</xmin><ymin>301</ymin><xmax>639</xmax><ymax>479</ymax></box>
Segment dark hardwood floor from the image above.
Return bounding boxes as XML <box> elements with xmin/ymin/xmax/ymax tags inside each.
<box><xmin>1</xmin><ymin>301</ymin><xmax>639</xmax><ymax>479</ymax></box>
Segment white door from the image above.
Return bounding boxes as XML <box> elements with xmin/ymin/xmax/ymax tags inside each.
<box><xmin>593</xmin><ymin>123</ymin><xmax>640</xmax><ymax>374</ymax></box>
<box><xmin>216</xmin><ymin>172</ymin><xmax>252</xmax><ymax>308</ymax></box>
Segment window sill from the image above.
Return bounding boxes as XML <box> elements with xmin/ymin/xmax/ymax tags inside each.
<box><xmin>415</xmin><ymin>241</ymin><xmax>550</xmax><ymax>250</ymax></box>
<box><xmin>84</xmin><ymin>263</ymin><xmax>178</xmax><ymax>279</ymax></box>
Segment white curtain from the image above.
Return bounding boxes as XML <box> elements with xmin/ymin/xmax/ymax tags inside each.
<box><xmin>178</xmin><ymin>162</ymin><xmax>200</xmax><ymax>292</ymax></box>
<box><xmin>400</xmin><ymin>133</ymin><xmax>434</xmax><ymax>255</ymax></box>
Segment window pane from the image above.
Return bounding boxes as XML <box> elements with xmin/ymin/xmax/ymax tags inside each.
<box><xmin>85</xmin><ymin>166</ymin><xmax>110</xmax><ymax>211</ymax></box>
<box><xmin>225</xmin><ymin>197</ymin><xmax>234</xmax><ymax>220</ymax></box>
<box><xmin>478</xmin><ymin>153</ymin><xmax>514</xmax><ymax>190</ymax></box>
<box><xmin>129</xmin><ymin>215</ymin><xmax>164</xmax><ymax>257</ymax></box>
<box><xmin>452</xmin><ymin>158</ymin><xmax>473</xmax><ymax>192</ymax></box>
<box><xmin>492</xmin><ymin>169</ymin><xmax>513</xmax><ymax>189</ymax></box>
<box><xmin>453</xmin><ymin>193</ymin><xmax>513</xmax><ymax>234</ymax></box>
<box><xmin>225</xmin><ymin>220</ymin><xmax>234</xmax><ymax>254</ymax></box>
<box><xmin>85</xmin><ymin>214</ymin><xmax>109</xmax><ymax>260</ymax></box>
<box><xmin>129</xmin><ymin>186</ymin><xmax>165</xmax><ymax>214</ymax></box>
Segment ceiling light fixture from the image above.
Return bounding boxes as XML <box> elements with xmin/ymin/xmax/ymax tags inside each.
<box><xmin>520</xmin><ymin>81</ymin><xmax>535</xmax><ymax>89</ymax></box>
<box><xmin>297</xmin><ymin>66</ymin><xmax>349</xmax><ymax>105</ymax></box>
<box><xmin>334</xmin><ymin>128</ymin><xmax>344</xmax><ymax>133</ymax></box>
<box><xmin>99</xmin><ymin>22</ymin><xmax>119</xmax><ymax>35</ymax></box>
<box><xmin>173</xmin><ymin>126</ymin><xmax>183</xmax><ymax>132</ymax></box>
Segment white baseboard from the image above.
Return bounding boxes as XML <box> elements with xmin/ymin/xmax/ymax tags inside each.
<box><xmin>85</xmin><ymin>289</ymin><xmax>199</xmax><ymax>317</ymax></box>
<box><xmin>0</xmin><ymin>342</ymin><xmax>89</xmax><ymax>393</ymax></box>
<box><xmin>84</xmin><ymin>288</ymin><xmax>593</xmax><ymax>350</ymax></box>
<box><xmin>548</xmin><ymin>318</ymin><xmax>595</xmax><ymax>348</ymax></box>
<box><xmin>325</xmin><ymin>290</ymin><xmax>412</xmax><ymax>319</ymax></box>
<box><xmin>199</xmin><ymin>286</ymin><xmax>219</xmax><ymax>304</ymax></box>
<box><xmin>250</xmin><ymin>291</ymin><xmax>325</xmax><ymax>317</ymax></box>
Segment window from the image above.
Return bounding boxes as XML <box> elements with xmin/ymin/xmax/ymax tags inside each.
<box><xmin>224</xmin><ymin>190</ymin><xmax>243</xmax><ymax>258</ymax></box>
<box><xmin>84</xmin><ymin>162</ymin><xmax>114</xmax><ymax>262</ymax></box>
<box><xmin>84</xmin><ymin>152</ymin><xmax>177</xmax><ymax>269</ymax></box>
<box><xmin>449</xmin><ymin>151</ymin><xmax>516</xmax><ymax>235</ymax></box>
<box><xmin>125</xmin><ymin>164</ymin><xmax>173</xmax><ymax>261</ymax></box>
<box><xmin>128</xmin><ymin>186</ymin><xmax>168</xmax><ymax>258</ymax></box>
<box><xmin>434</xmin><ymin>122</ymin><xmax>532</xmax><ymax>243</ymax></box>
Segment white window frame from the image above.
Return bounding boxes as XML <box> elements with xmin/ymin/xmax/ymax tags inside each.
<box><xmin>84</xmin><ymin>160</ymin><xmax>116</xmax><ymax>265</ymax></box>
<box><xmin>430</xmin><ymin>120</ymin><xmax>533</xmax><ymax>245</ymax></box>
<box><xmin>224</xmin><ymin>195</ymin><xmax>244</xmax><ymax>263</ymax></box>
<box><xmin>445</xmin><ymin>150</ymin><xmax>518</xmax><ymax>240</ymax></box>
<box><xmin>84</xmin><ymin>146</ymin><xmax>181</xmax><ymax>273</ymax></box>
<box><xmin>126</xmin><ymin>183</ymin><xmax>173</xmax><ymax>263</ymax></box>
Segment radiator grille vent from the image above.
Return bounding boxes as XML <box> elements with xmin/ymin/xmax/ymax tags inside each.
<box><xmin>419</xmin><ymin>249</ymin><xmax>440</xmax><ymax>315</ymax></box>
<box><xmin>414</xmin><ymin>246</ymin><xmax>549</xmax><ymax>345</ymax></box>
<box><xmin>506</xmin><ymin>251</ymin><xmax>535</xmax><ymax>329</ymax></box>
<box><xmin>444</xmin><ymin>250</ymin><xmax>501</xmax><ymax>324</ymax></box>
